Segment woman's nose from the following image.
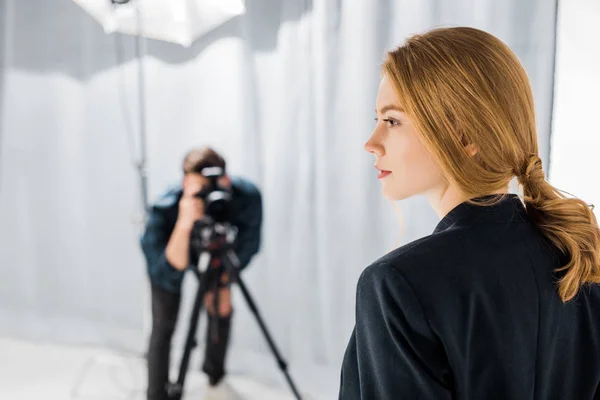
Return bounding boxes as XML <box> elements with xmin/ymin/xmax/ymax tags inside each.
<box><xmin>364</xmin><ymin>133</ymin><xmax>384</xmax><ymax>156</ymax></box>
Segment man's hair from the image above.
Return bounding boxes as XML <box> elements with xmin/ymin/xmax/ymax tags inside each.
<box><xmin>182</xmin><ymin>147</ymin><xmax>226</xmax><ymax>175</ymax></box>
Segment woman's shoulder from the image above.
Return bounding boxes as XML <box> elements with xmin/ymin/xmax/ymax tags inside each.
<box><xmin>373</xmin><ymin>229</ymin><xmax>464</xmax><ymax>273</ymax></box>
<box><xmin>357</xmin><ymin>232</ymin><xmax>458</xmax><ymax>294</ymax></box>
<box><xmin>360</xmin><ymin>221</ymin><xmax>543</xmax><ymax>306</ymax></box>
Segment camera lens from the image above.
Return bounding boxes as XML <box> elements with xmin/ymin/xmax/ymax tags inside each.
<box><xmin>205</xmin><ymin>190</ymin><xmax>232</xmax><ymax>222</ymax></box>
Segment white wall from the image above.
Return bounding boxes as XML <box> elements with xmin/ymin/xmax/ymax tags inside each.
<box><xmin>550</xmin><ymin>0</ymin><xmax>600</xmax><ymax>207</ymax></box>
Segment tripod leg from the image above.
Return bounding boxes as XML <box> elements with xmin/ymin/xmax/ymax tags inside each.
<box><xmin>223</xmin><ymin>251</ymin><xmax>303</xmax><ymax>400</ymax></box>
<box><xmin>166</xmin><ymin>256</ymin><xmax>211</xmax><ymax>400</ymax></box>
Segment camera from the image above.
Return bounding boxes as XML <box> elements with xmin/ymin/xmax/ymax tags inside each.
<box><xmin>193</xmin><ymin>167</ymin><xmax>233</xmax><ymax>223</ymax></box>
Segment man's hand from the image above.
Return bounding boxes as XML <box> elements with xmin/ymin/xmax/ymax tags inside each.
<box><xmin>176</xmin><ymin>195</ymin><xmax>204</xmax><ymax>231</ymax></box>
<box><xmin>176</xmin><ymin>178</ymin><xmax>205</xmax><ymax>231</ymax></box>
<box><xmin>165</xmin><ymin>184</ymin><xmax>205</xmax><ymax>271</ymax></box>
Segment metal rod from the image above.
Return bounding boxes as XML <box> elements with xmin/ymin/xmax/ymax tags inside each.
<box><xmin>134</xmin><ymin>0</ymin><xmax>149</xmax><ymax>214</ymax></box>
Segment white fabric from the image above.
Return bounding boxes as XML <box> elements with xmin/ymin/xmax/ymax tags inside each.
<box><xmin>0</xmin><ymin>0</ymin><xmax>557</xmax><ymax>392</ymax></box>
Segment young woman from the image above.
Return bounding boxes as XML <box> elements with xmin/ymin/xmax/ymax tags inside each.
<box><xmin>339</xmin><ymin>27</ymin><xmax>600</xmax><ymax>399</ymax></box>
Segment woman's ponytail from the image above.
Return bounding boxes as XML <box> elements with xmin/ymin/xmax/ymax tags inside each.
<box><xmin>518</xmin><ymin>156</ymin><xmax>600</xmax><ymax>302</ymax></box>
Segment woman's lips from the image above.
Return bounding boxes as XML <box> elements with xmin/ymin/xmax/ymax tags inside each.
<box><xmin>377</xmin><ymin>169</ymin><xmax>391</xmax><ymax>179</ymax></box>
<box><xmin>375</xmin><ymin>164</ymin><xmax>391</xmax><ymax>179</ymax></box>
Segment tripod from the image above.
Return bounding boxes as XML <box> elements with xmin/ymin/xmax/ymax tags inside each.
<box><xmin>166</xmin><ymin>219</ymin><xmax>302</xmax><ymax>400</ymax></box>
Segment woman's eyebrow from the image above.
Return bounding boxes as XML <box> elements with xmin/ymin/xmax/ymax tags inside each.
<box><xmin>376</xmin><ymin>105</ymin><xmax>405</xmax><ymax>114</ymax></box>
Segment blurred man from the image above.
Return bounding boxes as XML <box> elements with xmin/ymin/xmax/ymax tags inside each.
<box><xmin>140</xmin><ymin>147</ymin><xmax>262</xmax><ymax>400</ymax></box>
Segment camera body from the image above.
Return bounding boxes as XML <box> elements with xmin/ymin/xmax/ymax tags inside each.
<box><xmin>190</xmin><ymin>167</ymin><xmax>237</xmax><ymax>259</ymax></box>
<box><xmin>193</xmin><ymin>167</ymin><xmax>233</xmax><ymax>223</ymax></box>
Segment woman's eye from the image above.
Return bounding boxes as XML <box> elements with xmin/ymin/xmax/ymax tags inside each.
<box><xmin>382</xmin><ymin>118</ymin><xmax>400</xmax><ymax>127</ymax></box>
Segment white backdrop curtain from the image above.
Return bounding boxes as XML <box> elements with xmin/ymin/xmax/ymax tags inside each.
<box><xmin>0</xmin><ymin>0</ymin><xmax>557</xmax><ymax>396</ymax></box>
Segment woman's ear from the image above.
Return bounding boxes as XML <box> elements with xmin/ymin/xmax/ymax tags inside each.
<box><xmin>465</xmin><ymin>143</ymin><xmax>478</xmax><ymax>157</ymax></box>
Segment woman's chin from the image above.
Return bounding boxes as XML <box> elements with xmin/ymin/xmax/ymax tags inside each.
<box><xmin>382</xmin><ymin>186</ymin><xmax>411</xmax><ymax>201</ymax></box>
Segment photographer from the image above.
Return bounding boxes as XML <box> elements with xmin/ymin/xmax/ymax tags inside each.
<box><xmin>140</xmin><ymin>147</ymin><xmax>262</xmax><ymax>400</ymax></box>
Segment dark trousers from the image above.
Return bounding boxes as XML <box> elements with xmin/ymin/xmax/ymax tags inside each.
<box><xmin>147</xmin><ymin>283</ymin><xmax>232</xmax><ymax>400</ymax></box>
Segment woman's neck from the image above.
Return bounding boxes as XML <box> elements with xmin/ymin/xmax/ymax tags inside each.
<box><xmin>428</xmin><ymin>184</ymin><xmax>509</xmax><ymax>219</ymax></box>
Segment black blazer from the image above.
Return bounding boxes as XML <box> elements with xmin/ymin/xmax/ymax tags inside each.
<box><xmin>339</xmin><ymin>195</ymin><xmax>600</xmax><ymax>399</ymax></box>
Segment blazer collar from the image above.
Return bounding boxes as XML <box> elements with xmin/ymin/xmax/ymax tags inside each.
<box><xmin>433</xmin><ymin>194</ymin><xmax>526</xmax><ymax>234</ymax></box>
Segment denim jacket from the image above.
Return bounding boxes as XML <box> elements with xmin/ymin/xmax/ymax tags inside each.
<box><xmin>140</xmin><ymin>176</ymin><xmax>262</xmax><ymax>293</ymax></box>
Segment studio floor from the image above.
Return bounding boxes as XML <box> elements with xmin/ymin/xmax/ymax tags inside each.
<box><xmin>0</xmin><ymin>337</ymin><xmax>334</xmax><ymax>400</ymax></box>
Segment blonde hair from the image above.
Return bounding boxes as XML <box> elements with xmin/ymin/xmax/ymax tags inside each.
<box><xmin>383</xmin><ymin>27</ymin><xmax>600</xmax><ymax>302</ymax></box>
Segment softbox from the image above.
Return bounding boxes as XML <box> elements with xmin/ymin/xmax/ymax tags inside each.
<box><xmin>73</xmin><ymin>0</ymin><xmax>246</xmax><ymax>46</ymax></box>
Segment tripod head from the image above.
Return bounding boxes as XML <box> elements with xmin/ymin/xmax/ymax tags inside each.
<box><xmin>189</xmin><ymin>217</ymin><xmax>238</xmax><ymax>263</ymax></box>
